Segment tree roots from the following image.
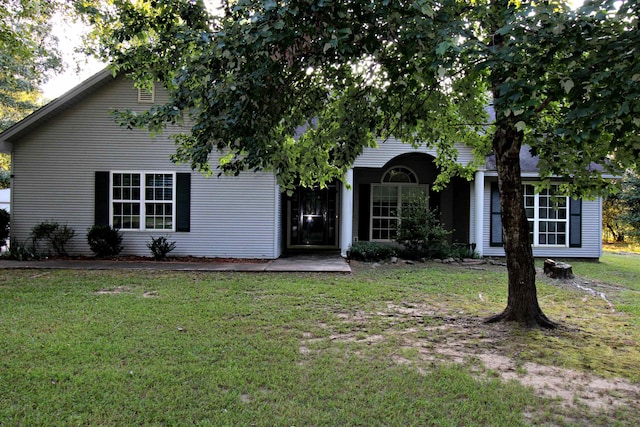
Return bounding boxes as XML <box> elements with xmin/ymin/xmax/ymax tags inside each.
<box><xmin>484</xmin><ymin>308</ymin><xmax>558</xmax><ymax>329</ymax></box>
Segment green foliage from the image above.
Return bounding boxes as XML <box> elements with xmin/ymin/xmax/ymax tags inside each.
<box><xmin>146</xmin><ymin>236</ymin><xmax>176</xmax><ymax>260</ymax></box>
<box><xmin>78</xmin><ymin>0</ymin><xmax>490</xmax><ymax>192</ymax></box>
<box><xmin>0</xmin><ymin>169</ymin><xmax>9</xmax><ymax>189</ymax></box>
<box><xmin>0</xmin><ymin>209</ymin><xmax>9</xmax><ymax>247</ymax></box>
<box><xmin>603</xmin><ymin>173</ymin><xmax>640</xmax><ymax>243</ymax></box>
<box><xmin>30</xmin><ymin>221</ymin><xmax>75</xmax><ymax>257</ymax></box>
<box><xmin>394</xmin><ymin>194</ymin><xmax>451</xmax><ymax>259</ymax></box>
<box><xmin>619</xmin><ymin>173</ymin><xmax>640</xmax><ymax>241</ymax></box>
<box><xmin>86</xmin><ymin>225</ymin><xmax>123</xmax><ymax>258</ymax></box>
<box><xmin>78</xmin><ymin>0</ymin><xmax>640</xmax><ymax>195</ymax></box>
<box><xmin>0</xmin><ymin>0</ymin><xmax>66</xmax><ymax>131</ymax></box>
<box><xmin>447</xmin><ymin>243</ymin><xmax>479</xmax><ymax>260</ymax></box>
<box><xmin>3</xmin><ymin>239</ymin><xmax>35</xmax><ymax>261</ymax></box>
<box><xmin>348</xmin><ymin>241</ymin><xmax>397</xmax><ymax>262</ymax></box>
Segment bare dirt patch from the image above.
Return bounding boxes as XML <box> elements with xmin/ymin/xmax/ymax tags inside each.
<box><xmin>301</xmin><ymin>294</ymin><xmax>639</xmax><ymax>425</ymax></box>
<box><xmin>94</xmin><ymin>286</ymin><xmax>131</xmax><ymax>295</ymax></box>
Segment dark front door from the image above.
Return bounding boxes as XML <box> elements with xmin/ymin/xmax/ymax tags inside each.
<box><xmin>288</xmin><ymin>184</ymin><xmax>338</xmax><ymax>247</ymax></box>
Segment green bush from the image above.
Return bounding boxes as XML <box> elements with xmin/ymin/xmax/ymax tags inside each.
<box><xmin>31</xmin><ymin>221</ymin><xmax>76</xmax><ymax>256</ymax></box>
<box><xmin>147</xmin><ymin>236</ymin><xmax>176</xmax><ymax>260</ymax></box>
<box><xmin>3</xmin><ymin>240</ymin><xmax>35</xmax><ymax>261</ymax></box>
<box><xmin>87</xmin><ymin>225</ymin><xmax>123</xmax><ymax>258</ymax></box>
<box><xmin>394</xmin><ymin>193</ymin><xmax>451</xmax><ymax>260</ymax></box>
<box><xmin>447</xmin><ymin>243</ymin><xmax>479</xmax><ymax>259</ymax></box>
<box><xmin>0</xmin><ymin>209</ymin><xmax>9</xmax><ymax>248</ymax></box>
<box><xmin>348</xmin><ymin>241</ymin><xmax>397</xmax><ymax>261</ymax></box>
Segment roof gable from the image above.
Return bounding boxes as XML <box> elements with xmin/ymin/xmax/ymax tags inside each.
<box><xmin>0</xmin><ymin>68</ymin><xmax>115</xmax><ymax>150</ymax></box>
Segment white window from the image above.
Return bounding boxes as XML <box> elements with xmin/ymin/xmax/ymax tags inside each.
<box><xmin>524</xmin><ymin>184</ymin><xmax>569</xmax><ymax>246</ymax></box>
<box><xmin>370</xmin><ymin>167</ymin><xmax>428</xmax><ymax>241</ymax></box>
<box><xmin>111</xmin><ymin>172</ymin><xmax>175</xmax><ymax>231</ymax></box>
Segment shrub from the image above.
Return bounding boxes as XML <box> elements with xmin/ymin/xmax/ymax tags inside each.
<box><xmin>147</xmin><ymin>236</ymin><xmax>176</xmax><ymax>260</ymax></box>
<box><xmin>31</xmin><ymin>221</ymin><xmax>76</xmax><ymax>256</ymax></box>
<box><xmin>348</xmin><ymin>241</ymin><xmax>397</xmax><ymax>261</ymax></box>
<box><xmin>0</xmin><ymin>209</ymin><xmax>9</xmax><ymax>248</ymax></box>
<box><xmin>447</xmin><ymin>243</ymin><xmax>479</xmax><ymax>259</ymax></box>
<box><xmin>87</xmin><ymin>225</ymin><xmax>123</xmax><ymax>258</ymax></box>
<box><xmin>3</xmin><ymin>240</ymin><xmax>35</xmax><ymax>261</ymax></box>
<box><xmin>394</xmin><ymin>193</ymin><xmax>451</xmax><ymax>260</ymax></box>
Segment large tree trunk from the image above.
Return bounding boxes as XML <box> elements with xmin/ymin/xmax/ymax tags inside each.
<box><xmin>485</xmin><ymin>125</ymin><xmax>557</xmax><ymax>328</ymax></box>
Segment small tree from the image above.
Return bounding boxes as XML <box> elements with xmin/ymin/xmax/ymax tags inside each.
<box><xmin>395</xmin><ymin>194</ymin><xmax>450</xmax><ymax>259</ymax></box>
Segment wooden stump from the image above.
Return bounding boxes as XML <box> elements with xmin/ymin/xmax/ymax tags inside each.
<box><xmin>543</xmin><ymin>259</ymin><xmax>574</xmax><ymax>279</ymax></box>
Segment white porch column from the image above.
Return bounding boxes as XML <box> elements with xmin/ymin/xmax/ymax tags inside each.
<box><xmin>340</xmin><ymin>168</ymin><xmax>354</xmax><ymax>257</ymax></box>
<box><xmin>474</xmin><ymin>170</ymin><xmax>485</xmax><ymax>257</ymax></box>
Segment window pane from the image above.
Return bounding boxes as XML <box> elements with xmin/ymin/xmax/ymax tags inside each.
<box><xmin>523</xmin><ymin>183</ymin><xmax>569</xmax><ymax>247</ymax></box>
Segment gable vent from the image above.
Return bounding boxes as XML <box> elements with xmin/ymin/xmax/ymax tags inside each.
<box><xmin>137</xmin><ymin>83</ymin><xmax>155</xmax><ymax>104</ymax></box>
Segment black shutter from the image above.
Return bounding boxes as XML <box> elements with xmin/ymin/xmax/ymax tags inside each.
<box><xmin>358</xmin><ymin>184</ymin><xmax>370</xmax><ymax>241</ymax></box>
<box><xmin>569</xmin><ymin>198</ymin><xmax>582</xmax><ymax>247</ymax></box>
<box><xmin>176</xmin><ymin>173</ymin><xmax>191</xmax><ymax>232</ymax></box>
<box><xmin>490</xmin><ymin>182</ymin><xmax>503</xmax><ymax>246</ymax></box>
<box><xmin>95</xmin><ymin>171</ymin><xmax>110</xmax><ymax>226</ymax></box>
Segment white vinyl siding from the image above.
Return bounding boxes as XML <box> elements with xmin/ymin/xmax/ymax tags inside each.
<box><xmin>354</xmin><ymin>137</ymin><xmax>477</xmax><ymax>168</ymax></box>
<box><xmin>9</xmin><ymin>76</ymin><xmax>281</xmax><ymax>259</ymax></box>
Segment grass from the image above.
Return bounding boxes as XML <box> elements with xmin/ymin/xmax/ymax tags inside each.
<box><xmin>567</xmin><ymin>253</ymin><xmax>640</xmax><ymax>324</ymax></box>
<box><xmin>1</xmin><ymin>257</ymin><xmax>639</xmax><ymax>426</ymax></box>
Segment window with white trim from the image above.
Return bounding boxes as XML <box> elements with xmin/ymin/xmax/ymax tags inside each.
<box><xmin>370</xmin><ymin>167</ymin><xmax>428</xmax><ymax>241</ymax></box>
<box><xmin>111</xmin><ymin>172</ymin><xmax>175</xmax><ymax>231</ymax></box>
<box><xmin>524</xmin><ymin>184</ymin><xmax>569</xmax><ymax>246</ymax></box>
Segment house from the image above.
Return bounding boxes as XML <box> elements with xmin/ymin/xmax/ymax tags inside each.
<box><xmin>0</xmin><ymin>69</ymin><xmax>603</xmax><ymax>259</ymax></box>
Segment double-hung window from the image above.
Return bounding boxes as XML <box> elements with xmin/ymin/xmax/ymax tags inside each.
<box><xmin>370</xmin><ymin>167</ymin><xmax>428</xmax><ymax>241</ymax></box>
<box><xmin>524</xmin><ymin>184</ymin><xmax>569</xmax><ymax>246</ymax></box>
<box><xmin>111</xmin><ymin>172</ymin><xmax>175</xmax><ymax>231</ymax></box>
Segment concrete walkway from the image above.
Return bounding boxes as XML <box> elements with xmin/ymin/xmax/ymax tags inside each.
<box><xmin>0</xmin><ymin>253</ymin><xmax>351</xmax><ymax>273</ymax></box>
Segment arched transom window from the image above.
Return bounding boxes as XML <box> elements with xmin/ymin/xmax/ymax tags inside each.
<box><xmin>382</xmin><ymin>167</ymin><xmax>418</xmax><ymax>183</ymax></box>
<box><xmin>371</xmin><ymin>166</ymin><xmax>428</xmax><ymax>241</ymax></box>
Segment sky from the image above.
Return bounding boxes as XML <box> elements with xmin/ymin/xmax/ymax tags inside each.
<box><xmin>40</xmin><ymin>0</ymin><xmax>224</xmax><ymax>100</ymax></box>
<box><xmin>40</xmin><ymin>17</ymin><xmax>106</xmax><ymax>100</ymax></box>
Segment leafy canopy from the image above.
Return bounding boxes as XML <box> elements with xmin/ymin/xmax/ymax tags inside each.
<box><xmin>0</xmin><ymin>0</ymin><xmax>66</xmax><ymax>130</ymax></box>
<box><xmin>79</xmin><ymin>0</ymin><xmax>639</xmax><ymax>195</ymax></box>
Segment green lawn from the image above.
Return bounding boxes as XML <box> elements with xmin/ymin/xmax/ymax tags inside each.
<box><xmin>1</xmin><ymin>258</ymin><xmax>638</xmax><ymax>426</ymax></box>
